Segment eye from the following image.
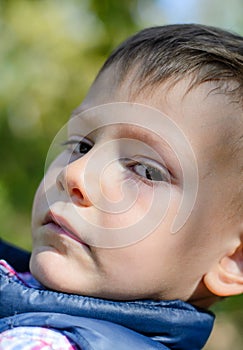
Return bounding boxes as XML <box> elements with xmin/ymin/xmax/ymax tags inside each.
<box><xmin>62</xmin><ymin>138</ymin><xmax>93</xmax><ymax>155</ymax></box>
<box><xmin>122</xmin><ymin>158</ymin><xmax>171</xmax><ymax>183</ymax></box>
<box><xmin>134</xmin><ymin>163</ymin><xmax>167</xmax><ymax>181</ymax></box>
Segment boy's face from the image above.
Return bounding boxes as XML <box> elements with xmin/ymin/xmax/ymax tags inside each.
<box><xmin>30</xmin><ymin>67</ymin><xmax>242</xmax><ymax>302</ymax></box>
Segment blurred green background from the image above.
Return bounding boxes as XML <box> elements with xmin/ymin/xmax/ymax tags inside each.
<box><xmin>0</xmin><ymin>0</ymin><xmax>242</xmax><ymax>349</ymax></box>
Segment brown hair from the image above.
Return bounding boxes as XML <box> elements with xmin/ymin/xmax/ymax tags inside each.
<box><xmin>98</xmin><ymin>24</ymin><xmax>243</xmax><ymax>103</ymax></box>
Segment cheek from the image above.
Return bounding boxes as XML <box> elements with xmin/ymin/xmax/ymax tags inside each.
<box><xmin>100</xmin><ymin>179</ymin><xmax>172</xmax><ymax>229</ymax></box>
<box><xmin>32</xmin><ymin>161</ymin><xmax>63</xmax><ymax>222</ymax></box>
<box><xmin>94</xmin><ymin>230</ymin><xmax>178</xmax><ymax>293</ymax></box>
<box><xmin>96</xmin><ymin>192</ymin><xmax>153</xmax><ymax>232</ymax></box>
<box><xmin>32</xmin><ymin>174</ymin><xmax>56</xmax><ymax>228</ymax></box>
<box><xmin>32</xmin><ymin>181</ymin><xmax>45</xmax><ymax>222</ymax></box>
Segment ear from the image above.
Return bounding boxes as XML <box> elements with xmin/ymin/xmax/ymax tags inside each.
<box><xmin>203</xmin><ymin>242</ymin><xmax>243</xmax><ymax>297</ymax></box>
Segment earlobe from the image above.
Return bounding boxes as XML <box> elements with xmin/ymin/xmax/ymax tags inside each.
<box><xmin>204</xmin><ymin>244</ymin><xmax>243</xmax><ymax>297</ymax></box>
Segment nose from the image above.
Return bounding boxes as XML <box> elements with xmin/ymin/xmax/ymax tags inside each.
<box><xmin>56</xmin><ymin>157</ymin><xmax>92</xmax><ymax>207</ymax></box>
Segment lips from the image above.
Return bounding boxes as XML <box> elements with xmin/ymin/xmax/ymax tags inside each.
<box><xmin>43</xmin><ymin>211</ymin><xmax>89</xmax><ymax>247</ymax></box>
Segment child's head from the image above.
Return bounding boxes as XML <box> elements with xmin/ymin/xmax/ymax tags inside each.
<box><xmin>30</xmin><ymin>24</ymin><xmax>243</xmax><ymax>307</ymax></box>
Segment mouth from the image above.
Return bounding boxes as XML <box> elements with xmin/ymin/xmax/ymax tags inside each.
<box><xmin>43</xmin><ymin>211</ymin><xmax>89</xmax><ymax>248</ymax></box>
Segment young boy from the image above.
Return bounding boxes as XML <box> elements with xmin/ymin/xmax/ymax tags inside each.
<box><xmin>0</xmin><ymin>23</ymin><xmax>242</xmax><ymax>349</ymax></box>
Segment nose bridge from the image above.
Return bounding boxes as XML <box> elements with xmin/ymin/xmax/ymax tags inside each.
<box><xmin>66</xmin><ymin>154</ymin><xmax>86</xmax><ymax>187</ymax></box>
<box><xmin>57</xmin><ymin>150</ymin><xmax>95</xmax><ymax>206</ymax></box>
<box><xmin>56</xmin><ymin>140</ymin><xmax>120</xmax><ymax>207</ymax></box>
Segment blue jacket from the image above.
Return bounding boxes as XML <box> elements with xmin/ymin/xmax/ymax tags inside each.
<box><xmin>0</xmin><ymin>263</ymin><xmax>214</xmax><ymax>350</ymax></box>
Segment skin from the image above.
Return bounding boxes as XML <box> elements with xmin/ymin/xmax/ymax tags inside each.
<box><xmin>30</xmin><ymin>67</ymin><xmax>243</xmax><ymax>306</ymax></box>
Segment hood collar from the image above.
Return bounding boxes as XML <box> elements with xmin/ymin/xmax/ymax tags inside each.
<box><xmin>0</xmin><ymin>261</ymin><xmax>214</xmax><ymax>349</ymax></box>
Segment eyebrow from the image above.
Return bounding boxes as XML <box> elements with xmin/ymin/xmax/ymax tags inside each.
<box><xmin>70</xmin><ymin>109</ymin><xmax>174</xmax><ymax>157</ymax></box>
<box><xmin>120</xmin><ymin>124</ymin><xmax>170</xmax><ymax>150</ymax></box>
<box><xmin>109</xmin><ymin>124</ymin><xmax>181</xmax><ymax>174</ymax></box>
<box><xmin>69</xmin><ymin>105</ymin><xmax>182</xmax><ymax>172</ymax></box>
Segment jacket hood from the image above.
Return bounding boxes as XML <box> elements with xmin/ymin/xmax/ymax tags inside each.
<box><xmin>0</xmin><ymin>260</ymin><xmax>214</xmax><ymax>349</ymax></box>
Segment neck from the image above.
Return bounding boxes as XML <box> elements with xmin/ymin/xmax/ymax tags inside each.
<box><xmin>188</xmin><ymin>281</ymin><xmax>221</xmax><ymax>309</ymax></box>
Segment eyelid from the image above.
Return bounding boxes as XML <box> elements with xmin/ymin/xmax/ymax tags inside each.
<box><xmin>62</xmin><ymin>135</ymin><xmax>94</xmax><ymax>147</ymax></box>
<box><xmin>121</xmin><ymin>157</ymin><xmax>173</xmax><ymax>184</ymax></box>
<box><xmin>124</xmin><ymin>156</ymin><xmax>171</xmax><ymax>174</ymax></box>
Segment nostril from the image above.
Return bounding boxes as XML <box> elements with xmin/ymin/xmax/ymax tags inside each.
<box><xmin>72</xmin><ymin>188</ymin><xmax>84</xmax><ymax>199</ymax></box>
<box><xmin>71</xmin><ymin>187</ymin><xmax>90</xmax><ymax>206</ymax></box>
<box><xmin>55</xmin><ymin>168</ymin><xmax>92</xmax><ymax>207</ymax></box>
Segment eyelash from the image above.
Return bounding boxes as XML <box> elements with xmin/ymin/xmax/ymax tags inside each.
<box><xmin>62</xmin><ymin>138</ymin><xmax>93</xmax><ymax>155</ymax></box>
<box><xmin>62</xmin><ymin>139</ymin><xmax>171</xmax><ymax>185</ymax></box>
<box><xmin>121</xmin><ymin>158</ymin><xmax>171</xmax><ymax>186</ymax></box>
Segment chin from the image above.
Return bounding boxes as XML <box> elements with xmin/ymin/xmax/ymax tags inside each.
<box><xmin>30</xmin><ymin>250</ymin><xmax>68</xmax><ymax>289</ymax></box>
<box><xmin>29</xmin><ymin>250</ymin><xmax>90</xmax><ymax>296</ymax></box>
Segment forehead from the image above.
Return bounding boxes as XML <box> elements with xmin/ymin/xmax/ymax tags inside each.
<box><xmin>77</xmin><ymin>68</ymin><xmax>242</xmax><ymax>161</ymax></box>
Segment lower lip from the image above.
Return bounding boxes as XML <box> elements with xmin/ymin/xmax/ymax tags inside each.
<box><xmin>44</xmin><ymin>222</ymin><xmax>88</xmax><ymax>247</ymax></box>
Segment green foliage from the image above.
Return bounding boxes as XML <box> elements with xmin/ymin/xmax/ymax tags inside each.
<box><xmin>0</xmin><ymin>0</ymin><xmax>141</xmax><ymax>246</ymax></box>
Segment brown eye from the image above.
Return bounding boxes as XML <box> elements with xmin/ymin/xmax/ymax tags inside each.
<box><xmin>63</xmin><ymin>138</ymin><xmax>93</xmax><ymax>155</ymax></box>
<box><xmin>121</xmin><ymin>158</ymin><xmax>170</xmax><ymax>183</ymax></box>
<box><xmin>75</xmin><ymin>141</ymin><xmax>93</xmax><ymax>154</ymax></box>
<box><xmin>132</xmin><ymin>162</ymin><xmax>169</xmax><ymax>182</ymax></box>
